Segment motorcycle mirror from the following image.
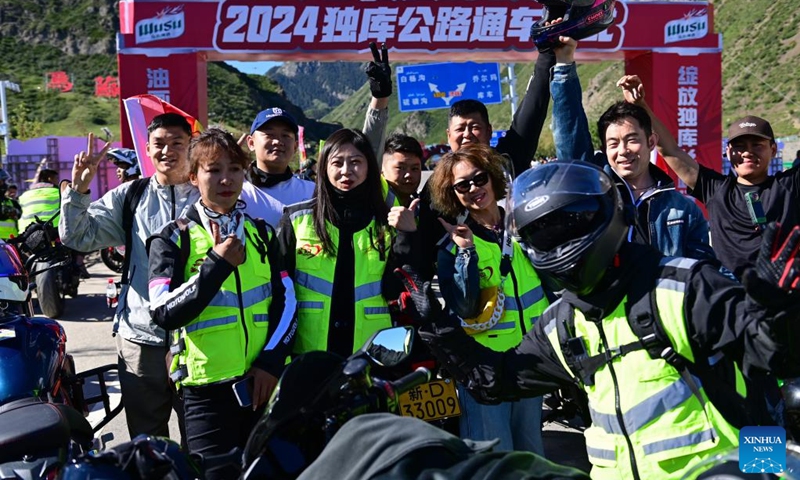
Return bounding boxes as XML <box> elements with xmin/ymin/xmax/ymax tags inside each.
<box><xmin>362</xmin><ymin>326</ymin><xmax>413</xmax><ymax>367</ymax></box>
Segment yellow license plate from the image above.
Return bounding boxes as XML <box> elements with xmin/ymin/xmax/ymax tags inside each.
<box><xmin>398</xmin><ymin>378</ymin><xmax>461</xmax><ymax>422</ymax></box>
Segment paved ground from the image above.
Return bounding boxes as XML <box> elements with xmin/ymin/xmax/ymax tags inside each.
<box><xmin>46</xmin><ymin>252</ymin><xmax>181</xmax><ymax>448</ymax></box>
<box><xmin>57</xmin><ymin>252</ymin><xmax>589</xmax><ymax>473</ymax></box>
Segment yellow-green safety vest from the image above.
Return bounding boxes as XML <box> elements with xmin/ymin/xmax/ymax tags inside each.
<box><xmin>544</xmin><ymin>257</ymin><xmax>740</xmax><ymax>480</ymax></box>
<box><xmin>0</xmin><ymin>199</ymin><xmax>17</xmax><ymax>239</ymax></box>
<box><xmin>446</xmin><ymin>235</ymin><xmax>548</xmax><ymax>351</ymax></box>
<box><xmin>19</xmin><ymin>187</ymin><xmax>60</xmax><ymax>232</ymax></box>
<box><xmin>170</xmin><ymin>219</ymin><xmax>274</xmax><ymax>388</ymax></box>
<box><xmin>290</xmin><ymin>207</ymin><xmax>394</xmax><ymax>354</ymax></box>
<box><xmin>380</xmin><ymin>176</ymin><xmax>401</xmax><ymax>207</ymax></box>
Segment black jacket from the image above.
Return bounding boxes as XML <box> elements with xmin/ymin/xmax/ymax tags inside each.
<box><xmin>420</xmin><ymin>243</ymin><xmax>800</xmax><ymax>427</ymax></box>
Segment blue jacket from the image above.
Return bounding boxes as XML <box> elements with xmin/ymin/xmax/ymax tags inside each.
<box><xmin>550</xmin><ymin>62</ymin><xmax>716</xmax><ymax>261</ymax></box>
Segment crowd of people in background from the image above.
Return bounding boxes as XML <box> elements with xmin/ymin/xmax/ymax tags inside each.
<box><xmin>0</xmin><ymin>29</ymin><xmax>789</xmax><ymax>480</ymax></box>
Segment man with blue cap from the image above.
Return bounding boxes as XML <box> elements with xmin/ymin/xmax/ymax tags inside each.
<box><xmin>246</xmin><ymin>107</ymin><xmax>315</xmax><ymax>206</ymax></box>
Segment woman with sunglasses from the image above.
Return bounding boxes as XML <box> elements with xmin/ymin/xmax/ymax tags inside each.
<box><xmin>429</xmin><ymin>143</ymin><xmax>549</xmax><ymax>455</ymax></box>
<box><xmin>276</xmin><ymin>128</ymin><xmax>418</xmax><ymax>358</ymax></box>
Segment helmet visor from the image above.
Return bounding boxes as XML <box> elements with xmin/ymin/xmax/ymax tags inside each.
<box><xmin>519</xmin><ymin>197</ymin><xmax>606</xmax><ymax>251</ymax></box>
<box><xmin>513</xmin><ymin>162</ymin><xmax>613</xmax><ymax>208</ymax></box>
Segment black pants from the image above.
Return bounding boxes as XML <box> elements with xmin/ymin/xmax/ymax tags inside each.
<box><xmin>183</xmin><ymin>380</ymin><xmax>264</xmax><ymax>480</ymax></box>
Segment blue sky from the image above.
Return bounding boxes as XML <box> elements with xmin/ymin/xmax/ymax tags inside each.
<box><xmin>225</xmin><ymin>61</ymin><xmax>283</xmax><ymax>75</ymax></box>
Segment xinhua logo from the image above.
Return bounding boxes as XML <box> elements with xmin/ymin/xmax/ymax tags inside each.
<box><xmin>739</xmin><ymin>426</ymin><xmax>786</xmax><ymax>474</ymax></box>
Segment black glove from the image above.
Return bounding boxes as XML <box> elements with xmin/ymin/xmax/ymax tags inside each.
<box><xmin>743</xmin><ymin>222</ymin><xmax>800</xmax><ymax>307</ymax></box>
<box><xmin>393</xmin><ymin>265</ymin><xmax>441</xmax><ymax>324</ymax></box>
<box><xmin>365</xmin><ymin>42</ymin><xmax>392</xmax><ymax>99</ymax></box>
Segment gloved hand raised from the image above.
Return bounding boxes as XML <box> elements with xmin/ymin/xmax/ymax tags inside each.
<box><xmin>365</xmin><ymin>42</ymin><xmax>392</xmax><ymax>99</ymax></box>
<box><xmin>743</xmin><ymin>222</ymin><xmax>800</xmax><ymax>307</ymax></box>
<box><xmin>392</xmin><ymin>265</ymin><xmax>441</xmax><ymax>325</ymax></box>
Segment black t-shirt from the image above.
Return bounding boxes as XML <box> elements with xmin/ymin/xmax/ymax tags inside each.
<box><xmin>689</xmin><ymin>164</ymin><xmax>800</xmax><ymax>278</ymax></box>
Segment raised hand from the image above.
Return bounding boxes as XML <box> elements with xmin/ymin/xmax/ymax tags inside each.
<box><xmin>365</xmin><ymin>42</ymin><xmax>392</xmax><ymax>99</ymax></box>
<box><xmin>616</xmin><ymin>75</ymin><xmax>646</xmax><ymax>105</ymax></box>
<box><xmin>72</xmin><ymin>132</ymin><xmax>111</xmax><ymax>194</ymax></box>
<box><xmin>438</xmin><ymin>217</ymin><xmax>474</xmax><ymax>249</ymax></box>
<box><xmin>388</xmin><ymin>198</ymin><xmax>420</xmax><ymax>232</ymax></box>
<box><xmin>211</xmin><ymin>221</ymin><xmax>245</xmax><ymax>267</ymax></box>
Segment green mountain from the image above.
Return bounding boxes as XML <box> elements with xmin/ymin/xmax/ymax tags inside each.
<box><xmin>1</xmin><ymin>0</ymin><xmax>798</xmax><ymax>157</ymax></box>
<box><xmin>318</xmin><ymin>0</ymin><xmax>800</xmax><ymax>155</ymax></box>
<box><xmin>0</xmin><ymin>0</ymin><xmax>338</xmax><ymax>154</ymax></box>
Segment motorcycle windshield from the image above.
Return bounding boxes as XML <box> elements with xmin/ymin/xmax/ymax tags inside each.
<box><xmin>243</xmin><ymin>351</ymin><xmax>346</xmax><ymax>476</ymax></box>
<box><xmin>0</xmin><ymin>317</ymin><xmax>64</xmax><ymax>404</ymax></box>
<box><xmin>0</xmin><ymin>243</ymin><xmax>25</xmax><ymax>276</ymax></box>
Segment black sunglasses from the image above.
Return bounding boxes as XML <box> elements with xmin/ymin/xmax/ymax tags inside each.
<box><xmin>452</xmin><ymin>172</ymin><xmax>490</xmax><ymax>194</ymax></box>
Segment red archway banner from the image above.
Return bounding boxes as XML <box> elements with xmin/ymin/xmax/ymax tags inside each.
<box><xmin>118</xmin><ymin>0</ymin><xmax>722</xmax><ymax>173</ymax></box>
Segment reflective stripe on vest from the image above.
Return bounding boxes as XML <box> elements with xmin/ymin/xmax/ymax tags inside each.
<box><xmin>292</xmin><ymin>210</ymin><xmax>393</xmax><ymax>354</ymax></box>
<box><xmin>544</xmin><ymin>257</ymin><xmax>740</xmax><ymax>480</ymax></box>
<box><xmin>18</xmin><ymin>187</ymin><xmax>60</xmax><ymax>232</ymax></box>
<box><xmin>446</xmin><ymin>236</ymin><xmax>548</xmax><ymax>351</ymax></box>
<box><xmin>171</xmin><ymin>219</ymin><xmax>274</xmax><ymax>387</ymax></box>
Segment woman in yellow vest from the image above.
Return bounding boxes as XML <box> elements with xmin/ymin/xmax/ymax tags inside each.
<box><xmin>429</xmin><ymin>143</ymin><xmax>549</xmax><ymax>455</ymax></box>
<box><xmin>148</xmin><ymin>128</ymin><xmax>297</xmax><ymax>480</ymax></box>
<box><xmin>277</xmin><ymin>128</ymin><xmax>418</xmax><ymax>357</ymax></box>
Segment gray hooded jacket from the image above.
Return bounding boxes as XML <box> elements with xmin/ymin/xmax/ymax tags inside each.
<box><xmin>60</xmin><ymin>178</ymin><xmax>199</xmax><ymax>346</ymax></box>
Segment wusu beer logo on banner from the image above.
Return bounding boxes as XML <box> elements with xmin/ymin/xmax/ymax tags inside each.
<box><xmin>136</xmin><ymin>5</ymin><xmax>186</xmax><ymax>44</ymax></box>
<box><xmin>664</xmin><ymin>9</ymin><xmax>708</xmax><ymax>44</ymax></box>
<box><xmin>738</xmin><ymin>426</ymin><xmax>786</xmax><ymax>474</ymax></box>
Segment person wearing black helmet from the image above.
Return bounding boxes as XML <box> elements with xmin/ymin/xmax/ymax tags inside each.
<box><xmin>397</xmin><ymin>160</ymin><xmax>800</xmax><ymax>480</ymax></box>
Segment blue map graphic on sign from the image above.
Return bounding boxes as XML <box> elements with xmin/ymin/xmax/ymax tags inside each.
<box><xmin>396</xmin><ymin>62</ymin><xmax>502</xmax><ymax>113</ymax></box>
<box><xmin>739</xmin><ymin>426</ymin><xmax>786</xmax><ymax>474</ymax></box>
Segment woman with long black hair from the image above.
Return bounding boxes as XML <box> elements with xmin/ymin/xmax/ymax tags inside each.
<box><xmin>277</xmin><ymin>128</ymin><xmax>418</xmax><ymax>357</ymax></box>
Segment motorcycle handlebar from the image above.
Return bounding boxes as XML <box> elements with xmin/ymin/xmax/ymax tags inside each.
<box><xmin>389</xmin><ymin>367</ymin><xmax>431</xmax><ymax>396</ymax></box>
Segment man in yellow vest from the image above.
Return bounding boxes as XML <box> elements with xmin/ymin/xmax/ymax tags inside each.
<box><xmin>0</xmin><ymin>170</ymin><xmax>21</xmax><ymax>240</ymax></box>
<box><xmin>18</xmin><ymin>169</ymin><xmax>60</xmax><ymax>233</ymax></box>
<box><xmin>407</xmin><ymin>161</ymin><xmax>800</xmax><ymax>479</ymax></box>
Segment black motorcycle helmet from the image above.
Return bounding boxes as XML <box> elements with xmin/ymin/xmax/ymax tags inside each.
<box><xmin>530</xmin><ymin>0</ymin><xmax>616</xmax><ymax>53</ymax></box>
<box><xmin>512</xmin><ymin>160</ymin><xmax>628</xmax><ymax>296</ymax></box>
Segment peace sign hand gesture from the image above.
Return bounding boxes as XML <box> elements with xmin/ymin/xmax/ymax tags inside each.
<box><xmin>72</xmin><ymin>132</ymin><xmax>111</xmax><ymax>194</ymax></box>
<box><xmin>438</xmin><ymin>217</ymin><xmax>474</xmax><ymax>250</ymax></box>
<box><xmin>365</xmin><ymin>42</ymin><xmax>392</xmax><ymax>99</ymax></box>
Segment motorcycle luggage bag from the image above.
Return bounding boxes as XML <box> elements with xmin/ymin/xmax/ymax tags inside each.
<box><xmin>0</xmin><ymin>399</ymin><xmax>93</xmax><ymax>463</ymax></box>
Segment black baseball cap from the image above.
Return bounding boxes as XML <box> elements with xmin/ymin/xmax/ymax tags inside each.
<box><xmin>728</xmin><ymin>115</ymin><xmax>775</xmax><ymax>143</ymax></box>
<box><xmin>250</xmin><ymin>107</ymin><xmax>299</xmax><ymax>136</ymax></box>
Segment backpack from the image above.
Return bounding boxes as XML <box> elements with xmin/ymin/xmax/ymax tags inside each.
<box><xmin>553</xmin><ymin>254</ymin><xmax>763</xmax><ymax>429</ymax></box>
<box><xmin>120</xmin><ymin>178</ymin><xmax>150</xmax><ymax>285</ymax></box>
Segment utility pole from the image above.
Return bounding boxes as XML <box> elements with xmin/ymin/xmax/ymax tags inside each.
<box><xmin>505</xmin><ymin>63</ymin><xmax>518</xmax><ymax>118</ymax></box>
<box><xmin>0</xmin><ymin>80</ymin><xmax>21</xmax><ymax>165</ymax></box>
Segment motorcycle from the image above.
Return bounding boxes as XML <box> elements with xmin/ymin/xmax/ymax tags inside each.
<box><xmin>15</xmin><ymin>213</ymin><xmax>83</xmax><ymax>318</ymax></box>
<box><xmin>100</xmin><ymin>246</ymin><xmax>124</xmax><ymax>274</ymax></box>
<box><xmin>0</xmin><ymin>220</ymin><xmax>122</xmax><ymax>479</ymax></box>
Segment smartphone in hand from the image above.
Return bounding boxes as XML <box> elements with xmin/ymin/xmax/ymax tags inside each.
<box><xmin>232</xmin><ymin>376</ymin><xmax>254</xmax><ymax>408</ymax></box>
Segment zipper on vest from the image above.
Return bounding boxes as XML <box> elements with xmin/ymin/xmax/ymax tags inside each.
<box><xmin>597</xmin><ymin>323</ymin><xmax>641</xmax><ymax>480</ymax></box>
<box><xmin>234</xmin><ymin>268</ymin><xmax>249</xmax><ymax>353</ymax></box>
<box><xmin>508</xmin><ymin>268</ymin><xmax>526</xmax><ymax>335</ymax></box>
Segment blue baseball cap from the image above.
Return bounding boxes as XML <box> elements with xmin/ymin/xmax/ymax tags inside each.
<box><xmin>250</xmin><ymin>107</ymin><xmax>299</xmax><ymax>135</ymax></box>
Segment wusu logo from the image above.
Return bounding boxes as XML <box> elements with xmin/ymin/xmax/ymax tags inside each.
<box><xmin>136</xmin><ymin>5</ymin><xmax>185</xmax><ymax>44</ymax></box>
<box><xmin>738</xmin><ymin>426</ymin><xmax>786</xmax><ymax>474</ymax></box>
<box><xmin>739</xmin><ymin>122</ymin><xmax>758</xmax><ymax>128</ymax></box>
<box><xmin>664</xmin><ymin>9</ymin><xmax>708</xmax><ymax>44</ymax></box>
